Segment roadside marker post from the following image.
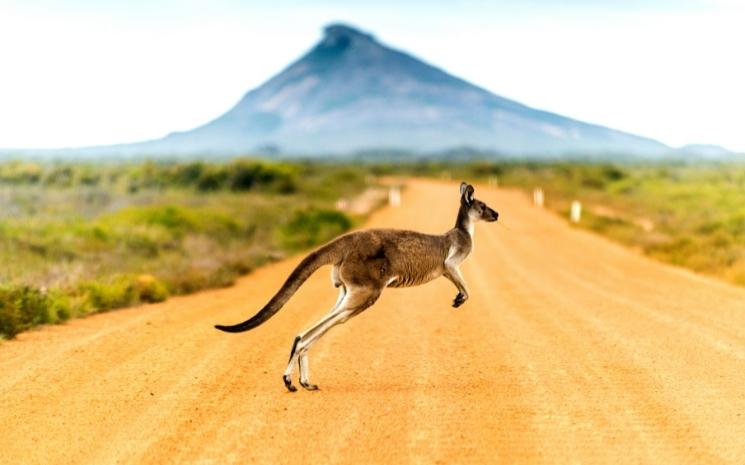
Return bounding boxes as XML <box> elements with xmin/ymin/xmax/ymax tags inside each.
<box><xmin>570</xmin><ymin>200</ymin><xmax>582</xmax><ymax>223</ymax></box>
<box><xmin>533</xmin><ymin>188</ymin><xmax>544</xmax><ymax>207</ymax></box>
<box><xmin>389</xmin><ymin>186</ymin><xmax>401</xmax><ymax>207</ymax></box>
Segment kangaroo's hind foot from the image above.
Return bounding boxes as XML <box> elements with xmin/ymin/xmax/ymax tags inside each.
<box><xmin>298</xmin><ymin>352</ymin><xmax>319</xmax><ymax>390</ymax></box>
<box><xmin>299</xmin><ymin>380</ymin><xmax>319</xmax><ymax>391</ymax></box>
<box><xmin>283</xmin><ymin>374</ymin><xmax>297</xmax><ymax>392</ymax></box>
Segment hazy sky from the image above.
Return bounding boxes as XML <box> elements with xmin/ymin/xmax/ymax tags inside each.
<box><xmin>1</xmin><ymin>0</ymin><xmax>744</xmax><ymax>151</ymax></box>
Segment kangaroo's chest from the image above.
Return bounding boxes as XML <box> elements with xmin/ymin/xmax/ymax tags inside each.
<box><xmin>445</xmin><ymin>242</ymin><xmax>471</xmax><ymax>267</ymax></box>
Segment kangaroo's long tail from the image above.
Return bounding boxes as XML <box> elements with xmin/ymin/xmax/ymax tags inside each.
<box><xmin>214</xmin><ymin>239</ymin><xmax>344</xmax><ymax>333</ymax></box>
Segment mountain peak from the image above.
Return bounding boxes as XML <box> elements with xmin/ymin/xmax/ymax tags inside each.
<box><xmin>323</xmin><ymin>23</ymin><xmax>374</xmax><ymax>40</ymax></box>
<box><xmin>320</xmin><ymin>23</ymin><xmax>376</xmax><ymax>50</ymax></box>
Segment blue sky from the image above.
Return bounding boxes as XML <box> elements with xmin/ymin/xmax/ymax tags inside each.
<box><xmin>1</xmin><ymin>0</ymin><xmax>743</xmax><ymax>150</ymax></box>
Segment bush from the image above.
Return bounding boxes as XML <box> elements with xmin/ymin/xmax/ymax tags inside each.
<box><xmin>140</xmin><ymin>206</ymin><xmax>197</xmax><ymax>230</ymax></box>
<box><xmin>44</xmin><ymin>166</ymin><xmax>75</xmax><ymax>187</ymax></box>
<box><xmin>79</xmin><ymin>276</ymin><xmax>138</xmax><ymax>312</ymax></box>
<box><xmin>0</xmin><ymin>162</ymin><xmax>42</xmax><ymax>184</ymax></box>
<box><xmin>134</xmin><ymin>274</ymin><xmax>169</xmax><ymax>303</ymax></box>
<box><xmin>196</xmin><ymin>168</ymin><xmax>229</xmax><ymax>191</ymax></box>
<box><xmin>169</xmin><ymin>162</ymin><xmax>205</xmax><ymax>186</ymax></box>
<box><xmin>279</xmin><ymin>209</ymin><xmax>353</xmax><ymax>251</ymax></box>
<box><xmin>0</xmin><ymin>286</ymin><xmax>52</xmax><ymax>338</ymax></box>
<box><xmin>162</xmin><ymin>260</ymin><xmax>252</xmax><ymax>296</ymax></box>
<box><xmin>0</xmin><ymin>158</ymin><xmax>304</xmax><ymax>194</ymax></box>
<box><xmin>183</xmin><ymin>160</ymin><xmax>300</xmax><ymax>193</ymax></box>
<box><xmin>77</xmin><ymin>274</ymin><xmax>170</xmax><ymax>312</ymax></box>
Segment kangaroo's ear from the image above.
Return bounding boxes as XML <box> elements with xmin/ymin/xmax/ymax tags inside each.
<box><xmin>461</xmin><ymin>183</ymin><xmax>475</xmax><ymax>205</ymax></box>
<box><xmin>466</xmin><ymin>185</ymin><xmax>475</xmax><ymax>205</ymax></box>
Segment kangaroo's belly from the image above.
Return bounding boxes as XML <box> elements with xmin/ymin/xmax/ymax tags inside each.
<box><xmin>387</xmin><ymin>267</ymin><xmax>443</xmax><ymax>288</ymax></box>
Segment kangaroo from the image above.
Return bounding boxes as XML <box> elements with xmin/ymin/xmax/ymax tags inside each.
<box><xmin>215</xmin><ymin>182</ymin><xmax>498</xmax><ymax>392</ymax></box>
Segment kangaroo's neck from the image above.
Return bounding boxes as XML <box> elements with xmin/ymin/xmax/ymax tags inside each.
<box><xmin>444</xmin><ymin>204</ymin><xmax>474</xmax><ymax>261</ymax></box>
<box><xmin>454</xmin><ymin>204</ymin><xmax>474</xmax><ymax>239</ymax></box>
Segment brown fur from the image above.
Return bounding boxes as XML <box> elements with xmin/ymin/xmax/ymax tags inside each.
<box><xmin>215</xmin><ymin>182</ymin><xmax>498</xmax><ymax>391</ymax></box>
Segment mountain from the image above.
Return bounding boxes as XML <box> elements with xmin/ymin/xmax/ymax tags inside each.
<box><xmin>674</xmin><ymin>144</ymin><xmax>735</xmax><ymax>159</ymax></box>
<box><xmin>6</xmin><ymin>24</ymin><xmax>673</xmax><ymax>158</ymax></box>
<box><xmin>141</xmin><ymin>24</ymin><xmax>667</xmax><ymax>157</ymax></box>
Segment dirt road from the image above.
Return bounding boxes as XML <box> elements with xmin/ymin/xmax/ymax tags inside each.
<box><xmin>2</xmin><ymin>179</ymin><xmax>745</xmax><ymax>465</ymax></box>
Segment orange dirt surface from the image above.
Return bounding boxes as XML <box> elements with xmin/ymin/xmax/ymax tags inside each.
<box><xmin>2</xmin><ymin>179</ymin><xmax>745</xmax><ymax>465</ymax></box>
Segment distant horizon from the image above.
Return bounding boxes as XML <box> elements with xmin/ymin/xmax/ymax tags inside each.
<box><xmin>1</xmin><ymin>1</ymin><xmax>744</xmax><ymax>152</ymax></box>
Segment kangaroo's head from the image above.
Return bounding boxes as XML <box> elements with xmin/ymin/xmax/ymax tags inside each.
<box><xmin>460</xmin><ymin>182</ymin><xmax>499</xmax><ymax>222</ymax></box>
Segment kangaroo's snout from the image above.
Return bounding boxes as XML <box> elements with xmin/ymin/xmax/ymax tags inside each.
<box><xmin>487</xmin><ymin>209</ymin><xmax>499</xmax><ymax>222</ymax></box>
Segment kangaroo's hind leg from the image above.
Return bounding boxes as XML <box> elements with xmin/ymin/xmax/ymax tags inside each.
<box><xmin>286</xmin><ymin>285</ymin><xmax>381</xmax><ymax>392</ymax></box>
<box><xmin>283</xmin><ymin>285</ymin><xmax>346</xmax><ymax>392</ymax></box>
<box><xmin>296</xmin><ymin>281</ymin><xmax>345</xmax><ymax>387</ymax></box>
<box><xmin>297</xmin><ymin>281</ymin><xmax>347</xmax><ymax>391</ymax></box>
<box><xmin>297</xmin><ymin>286</ymin><xmax>381</xmax><ymax>390</ymax></box>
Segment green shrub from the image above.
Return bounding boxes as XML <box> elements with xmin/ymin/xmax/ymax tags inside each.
<box><xmin>44</xmin><ymin>166</ymin><xmax>75</xmax><ymax>187</ymax></box>
<box><xmin>46</xmin><ymin>290</ymin><xmax>73</xmax><ymax>322</ymax></box>
<box><xmin>164</xmin><ymin>268</ymin><xmax>210</xmax><ymax>295</ymax></box>
<box><xmin>169</xmin><ymin>162</ymin><xmax>205</xmax><ymax>186</ymax></box>
<box><xmin>0</xmin><ymin>286</ymin><xmax>52</xmax><ymax>338</ymax></box>
<box><xmin>0</xmin><ymin>162</ymin><xmax>42</xmax><ymax>184</ymax></box>
<box><xmin>76</xmin><ymin>274</ymin><xmax>171</xmax><ymax>311</ymax></box>
<box><xmin>78</xmin><ymin>276</ymin><xmax>138</xmax><ymax>312</ymax></box>
<box><xmin>279</xmin><ymin>209</ymin><xmax>352</xmax><ymax>251</ymax></box>
<box><xmin>134</xmin><ymin>275</ymin><xmax>169</xmax><ymax>303</ymax></box>
<box><xmin>140</xmin><ymin>206</ymin><xmax>197</xmax><ymax>230</ymax></box>
<box><xmin>0</xmin><ymin>158</ymin><xmax>309</xmax><ymax>194</ymax></box>
<box><xmin>196</xmin><ymin>168</ymin><xmax>229</xmax><ymax>191</ymax></box>
<box><xmin>122</xmin><ymin>232</ymin><xmax>162</xmax><ymax>257</ymax></box>
<box><xmin>228</xmin><ymin>160</ymin><xmax>298</xmax><ymax>193</ymax></box>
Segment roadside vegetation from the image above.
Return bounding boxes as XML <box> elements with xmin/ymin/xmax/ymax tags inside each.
<box><xmin>0</xmin><ymin>160</ymin><xmax>371</xmax><ymax>339</ymax></box>
<box><xmin>377</xmin><ymin>161</ymin><xmax>745</xmax><ymax>289</ymax></box>
<box><xmin>4</xmin><ymin>157</ymin><xmax>743</xmax><ymax>338</ymax></box>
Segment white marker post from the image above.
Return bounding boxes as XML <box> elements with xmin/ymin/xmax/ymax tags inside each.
<box><xmin>533</xmin><ymin>188</ymin><xmax>544</xmax><ymax>208</ymax></box>
<box><xmin>488</xmin><ymin>176</ymin><xmax>499</xmax><ymax>188</ymax></box>
<box><xmin>570</xmin><ymin>200</ymin><xmax>582</xmax><ymax>223</ymax></box>
<box><xmin>389</xmin><ymin>186</ymin><xmax>401</xmax><ymax>207</ymax></box>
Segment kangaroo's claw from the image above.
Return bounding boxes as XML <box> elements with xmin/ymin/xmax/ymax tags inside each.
<box><xmin>452</xmin><ymin>293</ymin><xmax>466</xmax><ymax>308</ymax></box>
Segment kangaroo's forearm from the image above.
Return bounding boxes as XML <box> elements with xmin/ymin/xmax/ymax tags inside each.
<box><xmin>444</xmin><ymin>268</ymin><xmax>468</xmax><ymax>294</ymax></box>
<box><xmin>444</xmin><ymin>267</ymin><xmax>469</xmax><ymax>308</ymax></box>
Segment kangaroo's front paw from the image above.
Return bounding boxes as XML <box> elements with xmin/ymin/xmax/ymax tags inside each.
<box><xmin>452</xmin><ymin>293</ymin><xmax>467</xmax><ymax>308</ymax></box>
